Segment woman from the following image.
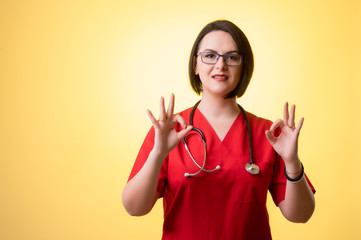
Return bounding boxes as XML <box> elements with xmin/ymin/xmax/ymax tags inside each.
<box><xmin>122</xmin><ymin>20</ymin><xmax>315</xmax><ymax>240</ymax></box>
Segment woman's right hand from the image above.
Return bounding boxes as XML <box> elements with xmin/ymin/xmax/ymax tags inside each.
<box><xmin>147</xmin><ymin>93</ymin><xmax>193</xmax><ymax>159</ymax></box>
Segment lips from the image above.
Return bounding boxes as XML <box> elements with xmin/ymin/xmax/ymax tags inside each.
<box><xmin>212</xmin><ymin>74</ymin><xmax>229</xmax><ymax>81</ymax></box>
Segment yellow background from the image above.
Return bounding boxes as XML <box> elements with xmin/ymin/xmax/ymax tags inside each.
<box><xmin>1</xmin><ymin>0</ymin><xmax>360</xmax><ymax>239</ymax></box>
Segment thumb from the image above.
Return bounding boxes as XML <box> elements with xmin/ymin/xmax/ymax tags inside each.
<box><xmin>265</xmin><ymin>130</ymin><xmax>277</xmax><ymax>145</ymax></box>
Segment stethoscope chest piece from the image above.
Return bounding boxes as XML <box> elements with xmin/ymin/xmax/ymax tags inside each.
<box><xmin>245</xmin><ymin>163</ymin><xmax>260</xmax><ymax>175</ymax></box>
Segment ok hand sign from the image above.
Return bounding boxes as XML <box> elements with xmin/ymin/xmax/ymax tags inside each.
<box><xmin>147</xmin><ymin>94</ymin><xmax>193</xmax><ymax>158</ymax></box>
<box><xmin>265</xmin><ymin>102</ymin><xmax>304</xmax><ymax>165</ymax></box>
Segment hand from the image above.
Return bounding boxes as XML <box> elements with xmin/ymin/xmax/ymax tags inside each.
<box><xmin>147</xmin><ymin>94</ymin><xmax>193</xmax><ymax>158</ymax></box>
<box><xmin>265</xmin><ymin>102</ymin><xmax>304</xmax><ymax>166</ymax></box>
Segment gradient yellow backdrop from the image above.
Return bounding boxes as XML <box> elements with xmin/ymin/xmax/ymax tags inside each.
<box><xmin>1</xmin><ymin>0</ymin><xmax>360</xmax><ymax>239</ymax></box>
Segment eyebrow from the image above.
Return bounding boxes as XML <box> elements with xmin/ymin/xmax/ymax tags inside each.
<box><xmin>202</xmin><ymin>48</ymin><xmax>240</xmax><ymax>54</ymax></box>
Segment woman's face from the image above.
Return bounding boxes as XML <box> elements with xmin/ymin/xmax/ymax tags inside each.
<box><xmin>195</xmin><ymin>30</ymin><xmax>242</xmax><ymax>98</ymax></box>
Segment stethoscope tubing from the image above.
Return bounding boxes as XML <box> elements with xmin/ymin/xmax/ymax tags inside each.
<box><xmin>182</xmin><ymin>100</ymin><xmax>259</xmax><ymax>177</ymax></box>
<box><xmin>238</xmin><ymin>105</ymin><xmax>255</xmax><ymax>166</ymax></box>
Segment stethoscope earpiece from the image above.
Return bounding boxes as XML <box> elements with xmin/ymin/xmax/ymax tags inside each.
<box><xmin>183</xmin><ymin>128</ymin><xmax>220</xmax><ymax>177</ymax></box>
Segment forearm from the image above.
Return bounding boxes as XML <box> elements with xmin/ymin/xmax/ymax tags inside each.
<box><xmin>279</xmin><ymin>160</ymin><xmax>315</xmax><ymax>223</ymax></box>
<box><xmin>122</xmin><ymin>150</ymin><xmax>166</xmax><ymax>216</ymax></box>
<box><xmin>122</xmin><ymin>94</ymin><xmax>191</xmax><ymax>216</ymax></box>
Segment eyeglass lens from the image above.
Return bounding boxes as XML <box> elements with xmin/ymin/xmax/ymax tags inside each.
<box><xmin>200</xmin><ymin>52</ymin><xmax>242</xmax><ymax>66</ymax></box>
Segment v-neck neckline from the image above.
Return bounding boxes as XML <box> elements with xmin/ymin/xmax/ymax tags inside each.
<box><xmin>195</xmin><ymin>108</ymin><xmax>243</xmax><ymax>143</ymax></box>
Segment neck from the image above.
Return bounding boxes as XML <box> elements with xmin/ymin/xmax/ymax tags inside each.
<box><xmin>197</xmin><ymin>93</ymin><xmax>239</xmax><ymax>119</ymax></box>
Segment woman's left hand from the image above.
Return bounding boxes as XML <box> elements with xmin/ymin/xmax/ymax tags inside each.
<box><xmin>265</xmin><ymin>102</ymin><xmax>304</xmax><ymax>166</ymax></box>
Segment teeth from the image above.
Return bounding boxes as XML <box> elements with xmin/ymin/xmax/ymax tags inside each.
<box><xmin>214</xmin><ymin>76</ymin><xmax>227</xmax><ymax>78</ymax></box>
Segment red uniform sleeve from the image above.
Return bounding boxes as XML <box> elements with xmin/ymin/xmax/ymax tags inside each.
<box><xmin>127</xmin><ymin>127</ymin><xmax>168</xmax><ymax>197</ymax></box>
<box><xmin>269</xmin><ymin>153</ymin><xmax>316</xmax><ymax>206</ymax></box>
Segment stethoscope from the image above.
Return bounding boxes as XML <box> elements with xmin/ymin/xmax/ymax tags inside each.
<box><xmin>182</xmin><ymin>101</ymin><xmax>260</xmax><ymax>177</ymax></box>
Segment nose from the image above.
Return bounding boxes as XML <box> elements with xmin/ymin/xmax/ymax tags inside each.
<box><xmin>215</xmin><ymin>55</ymin><xmax>227</xmax><ymax>70</ymax></box>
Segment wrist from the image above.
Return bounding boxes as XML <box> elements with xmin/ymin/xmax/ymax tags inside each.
<box><xmin>150</xmin><ymin>148</ymin><xmax>168</xmax><ymax>165</ymax></box>
<box><xmin>284</xmin><ymin>157</ymin><xmax>302</xmax><ymax>175</ymax></box>
<box><xmin>284</xmin><ymin>161</ymin><xmax>304</xmax><ymax>182</ymax></box>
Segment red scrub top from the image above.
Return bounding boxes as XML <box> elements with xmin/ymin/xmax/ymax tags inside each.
<box><xmin>128</xmin><ymin>107</ymin><xmax>315</xmax><ymax>240</ymax></box>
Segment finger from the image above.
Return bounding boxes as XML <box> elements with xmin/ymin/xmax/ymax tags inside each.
<box><xmin>269</xmin><ymin>119</ymin><xmax>285</xmax><ymax>133</ymax></box>
<box><xmin>288</xmin><ymin>104</ymin><xmax>296</xmax><ymax>128</ymax></box>
<box><xmin>177</xmin><ymin>125</ymin><xmax>193</xmax><ymax>140</ymax></box>
<box><xmin>167</xmin><ymin>93</ymin><xmax>175</xmax><ymax>118</ymax></box>
<box><xmin>147</xmin><ymin>109</ymin><xmax>159</xmax><ymax>127</ymax></box>
<box><xmin>265</xmin><ymin>130</ymin><xmax>277</xmax><ymax>145</ymax></box>
<box><xmin>159</xmin><ymin>96</ymin><xmax>166</xmax><ymax>121</ymax></box>
<box><xmin>283</xmin><ymin>102</ymin><xmax>289</xmax><ymax>124</ymax></box>
<box><xmin>172</xmin><ymin>114</ymin><xmax>188</xmax><ymax>129</ymax></box>
<box><xmin>294</xmin><ymin>117</ymin><xmax>304</xmax><ymax>136</ymax></box>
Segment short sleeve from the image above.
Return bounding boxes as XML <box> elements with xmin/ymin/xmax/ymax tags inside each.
<box><xmin>269</xmin><ymin>154</ymin><xmax>316</xmax><ymax>206</ymax></box>
<box><xmin>127</xmin><ymin>127</ymin><xmax>168</xmax><ymax>197</ymax></box>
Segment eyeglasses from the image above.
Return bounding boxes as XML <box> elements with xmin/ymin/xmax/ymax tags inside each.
<box><xmin>199</xmin><ymin>52</ymin><xmax>242</xmax><ymax>66</ymax></box>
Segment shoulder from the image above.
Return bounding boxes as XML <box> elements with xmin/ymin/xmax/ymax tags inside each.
<box><xmin>175</xmin><ymin>106</ymin><xmax>193</xmax><ymax>121</ymax></box>
<box><xmin>246</xmin><ymin>111</ymin><xmax>273</xmax><ymax>129</ymax></box>
<box><xmin>244</xmin><ymin>110</ymin><xmax>278</xmax><ymax>137</ymax></box>
<box><xmin>176</xmin><ymin>106</ymin><xmax>193</xmax><ymax>117</ymax></box>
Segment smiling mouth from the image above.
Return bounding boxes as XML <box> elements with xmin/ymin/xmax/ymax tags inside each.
<box><xmin>212</xmin><ymin>75</ymin><xmax>229</xmax><ymax>80</ymax></box>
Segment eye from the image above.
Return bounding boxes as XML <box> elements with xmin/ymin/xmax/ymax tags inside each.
<box><xmin>227</xmin><ymin>55</ymin><xmax>241</xmax><ymax>61</ymax></box>
<box><xmin>204</xmin><ymin>53</ymin><xmax>217</xmax><ymax>59</ymax></box>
